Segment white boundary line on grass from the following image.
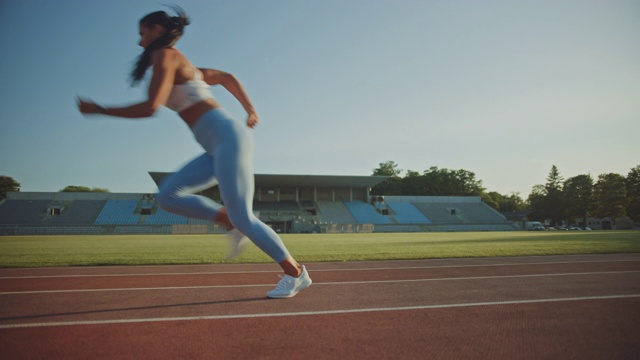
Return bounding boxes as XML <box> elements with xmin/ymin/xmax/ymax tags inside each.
<box><xmin>1</xmin><ymin>294</ymin><xmax>638</xmax><ymax>329</ymax></box>
<box><xmin>0</xmin><ymin>258</ymin><xmax>638</xmax><ymax>279</ymax></box>
<box><xmin>1</xmin><ymin>270</ymin><xmax>639</xmax><ymax>295</ymax></box>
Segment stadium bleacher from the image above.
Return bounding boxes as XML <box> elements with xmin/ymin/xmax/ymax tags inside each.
<box><xmin>48</xmin><ymin>200</ymin><xmax>106</xmax><ymax>225</ymax></box>
<box><xmin>454</xmin><ymin>203</ymin><xmax>508</xmax><ymax>223</ymax></box>
<box><xmin>0</xmin><ymin>191</ymin><xmax>515</xmax><ymax>234</ymax></box>
<box><xmin>344</xmin><ymin>201</ymin><xmax>393</xmax><ymax>224</ymax></box>
<box><xmin>386</xmin><ymin>201</ymin><xmax>431</xmax><ymax>224</ymax></box>
<box><xmin>95</xmin><ymin>200</ymin><xmax>140</xmax><ymax>225</ymax></box>
<box><xmin>316</xmin><ymin>201</ymin><xmax>355</xmax><ymax>224</ymax></box>
<box><xmin>145</xmin><ymin>208</ymin><xmax>188</xmax><ymax>225</ymax></box>
<box><xmin>253</xmin><ymin>200</ymin><xmax>301</xmax><ymax>212</ymax></box>
<box><xmin>411</xmin><ymin>202</ymin><xmax>464</xmax><ymax>224</ymax></box>
<box><xmin>0</xmin><ymin>200</ymin><xmax>50</xmax><ymax>225</ymax></box>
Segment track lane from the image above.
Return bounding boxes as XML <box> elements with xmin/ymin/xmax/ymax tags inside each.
<box><xmin>0</xmin><ymin>254</ymin><xmax>639</xmax><ymax>360</ymax></box>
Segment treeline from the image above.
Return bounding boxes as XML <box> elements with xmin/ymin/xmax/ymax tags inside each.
<box><xmin>0</xmin><ymin>176</ymin><xmax>21</xmax><ymax>200</ymax></box>
<box><xmin>370</xmin><ymin>161</ymin><xmax>640</xmax><ymax>224</ymax></box>
<box><xmin>59</xmin><ymin>186</ymin><xmax>109</xmax><ymax>193</ymax></box>
<box><xmin>527</xmin><ymin>165</ymin><xmax>639</xmax><ymax>226</ymax></box>
<box><xmin>0</xmin><ymin>178</ymin><xmax>110</xmax><ymax>200</ymax></box>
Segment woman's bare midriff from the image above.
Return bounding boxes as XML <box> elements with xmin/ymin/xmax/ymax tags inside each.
<box><xmin>178</xmin><ymin>98</ymin><xmax>221</xmax><ymax>128</ymax></box>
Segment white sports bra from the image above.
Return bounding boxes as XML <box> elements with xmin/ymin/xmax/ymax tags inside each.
<box><xmin>165</xmin><ymin>67</ymin><xmax>215</xmax><ymax>112</ymax></box>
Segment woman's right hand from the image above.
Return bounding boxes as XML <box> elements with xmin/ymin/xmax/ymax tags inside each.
<box><xmin>247</xmin><ymin>111</ymin><xmax>259</xmax><ymax>129</ymax></box>
<box><xmin>77</xmin><ymin>96</ymin><xmax>103</xmax><ymax>114</ymax></box>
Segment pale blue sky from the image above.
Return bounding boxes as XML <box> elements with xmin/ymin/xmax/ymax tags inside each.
<box><xmin>1</xmin><ymin>0</ymin><xmax>638</xmax><ymax>197</ymax></box>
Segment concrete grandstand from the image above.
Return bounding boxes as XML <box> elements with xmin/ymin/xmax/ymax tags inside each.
<box><xmin>0</xmin><ymin>173</ymin><xmax>515</xmax><ymax>235</ymax></box>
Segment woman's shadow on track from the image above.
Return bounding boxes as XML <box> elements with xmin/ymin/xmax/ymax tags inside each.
<box><xmin>1</xmin><ymin>297</ymin><xmax>267</xmax><ymax>323</ymax></box>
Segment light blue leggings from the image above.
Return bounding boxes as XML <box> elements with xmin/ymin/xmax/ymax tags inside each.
<box><xmin>156</xmin><ymin>108</ymin><xmax>290</xmax><ymax>263</ymax></box>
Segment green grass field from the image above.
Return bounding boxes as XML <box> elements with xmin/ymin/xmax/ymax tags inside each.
<box><xmin>0</xmin><ymin>231</ymin><xmax>639</xmax><ymax>268</ymax></box>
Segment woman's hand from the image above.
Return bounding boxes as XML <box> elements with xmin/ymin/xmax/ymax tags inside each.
<box><xmin>247</xmin><ymin>111</ymin><xmax>259</xmax><ymax>129</ymax></box>
<box><xmin>77</xmin><ymin>97</ymin><xmax>104</xmax><ymax>115</ymax></box>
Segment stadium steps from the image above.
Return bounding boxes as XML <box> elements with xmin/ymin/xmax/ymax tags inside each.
<box><xmin>95</xmin><ymin>200</ymin><xmax>140</xmax><ymax>225</ymax></box>
<box><xmin>343</xmin><ymin>201</ymin><xmax>393</xmax><ymax>224</ymax></box>
<box><xmin>316</xmin><ymin>201</ymin><xmax>355</xmax><ymax>224</ymax></box>
<box><xmin>386</xmin><ymin>201</ymin><xmax>432</xmax><ymax>224</ymax></box>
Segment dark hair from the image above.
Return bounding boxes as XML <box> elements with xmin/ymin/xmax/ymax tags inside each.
<box><xmin>130</xmin><ymin>5</ymin><xmax>190</xmax><ymax>86</ymax></box>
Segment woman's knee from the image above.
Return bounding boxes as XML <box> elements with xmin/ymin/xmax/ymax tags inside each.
<box><xmin>226</xmin><ymin>210</ymin><xmax>254</xmax><ymax>231</ymax></box>
<box><xmin>156</xmin><ymin>184</ymin><xmax>178</xmax><ymax>211</ymax></box>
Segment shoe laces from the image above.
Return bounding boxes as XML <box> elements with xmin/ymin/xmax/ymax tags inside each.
<box><xmin>273</xmin><ymin>275</ymin><xmax>294</xmax><ymax>290</ymax></box>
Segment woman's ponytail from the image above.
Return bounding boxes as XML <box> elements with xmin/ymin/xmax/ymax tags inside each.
<box><xmin>130</xmin><ymin>5</ymin><xmax>190</xmax><ymax>86</ymax></box>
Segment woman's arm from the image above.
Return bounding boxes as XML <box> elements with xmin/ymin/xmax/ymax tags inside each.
<box><xmin>78</xmin><ymin>49</ymin><xmax>177</xmax><ymax>118</ymax></box>
<box><xmin>77</xmin><ymin>98</ymin><xmax>159</xmax><ymax>118</ymax></box>
<box><xmin>199</xmin><ymin>68</ymin><xmax>258</xmax><ymax>127</ymax></box>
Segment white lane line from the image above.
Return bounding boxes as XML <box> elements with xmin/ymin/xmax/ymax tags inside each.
<box><xmin>1</xmin><ymin>259</ymin><xmax>638</xmax><ymax>279</ymax></box>
<box><xmin>0</xmin><ymin>253</ymin><xmax>636</xmax><ymax>274</ymax></box>
<box><xmin>2</xmin><ymin>270</ymin><xmax>638</xmax><ymax>295</ymax></box>
<box><xmin>1</xmin><ymin>294</ymin><xmax>638</xmax><ymax>330</ymax></box>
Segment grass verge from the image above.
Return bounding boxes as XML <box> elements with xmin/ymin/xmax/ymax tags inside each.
<box><xmin>0</xmin><ymin>231</ymin><xmax>638</xmax><ymax>268</ymax></box>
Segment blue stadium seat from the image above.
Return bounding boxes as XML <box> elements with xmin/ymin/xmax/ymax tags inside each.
<box><xmin>95</xmin><ymin>200</ymin><xmax>140</xmax><ymax>225</ymax></box>
<box><xmin>387</xmin><ymin>202</ymin><xmax>431</xmax><ymax>224</ymax></box>
<box><xmin>344</xmin><ymin>201</ymin><xmax>392</xmax><ymax>224</ymax></box>
<box><xmin>145</xmin><ymin>208</ymin><xmax>188</xmax><ymax>225</ymax></box>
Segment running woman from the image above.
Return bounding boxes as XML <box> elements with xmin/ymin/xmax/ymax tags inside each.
<box><xmin>77</xmin><ymin>6</ymin><xmax>311</xmax><ymax>298</ymax></box>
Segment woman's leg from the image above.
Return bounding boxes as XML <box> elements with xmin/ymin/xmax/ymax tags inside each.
<box><xmin>167</xmin><ymin>109</ymin><xmax>310</xmax><ymax>296</ymax></box>
<box><xmin>217</xmin><ymin>151</ymin><xmax>304</xmax><ymax>277</ymax></box>
<box><xmin>212</xmin><ymin>113</ymin><xmax>302</xmax><ymax>275</ymax></box>
<box><xmin>156</xmin><ymin>153</ymin><xmax>229</xmax><ymax>224</ymax></box>
<box><xmin>159</xmin><ymin>148</ymin><xmax>301</xmax><ymax>276</ymax></box>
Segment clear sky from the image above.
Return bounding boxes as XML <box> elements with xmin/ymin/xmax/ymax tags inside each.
<box><xmin>1</xmin><ymin>0</ymin><xmax>638</xmax><ymax>197</ymax></box>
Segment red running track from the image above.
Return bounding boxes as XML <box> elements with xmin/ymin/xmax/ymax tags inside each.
<box><xmin>0</xmin><ymin>253</ymin><xmax>639</xmax><ymax>359</ymax></box>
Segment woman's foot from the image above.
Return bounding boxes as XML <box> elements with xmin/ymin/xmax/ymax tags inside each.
<box><xmin>266</xmin><ymin>265</ymin><xmax>312</xmax><ymax>299</ymax></box>
<box><xmin>226</xmin><ymin>229</ymin><xmax>248</xmax><ymax>259</ymax></box>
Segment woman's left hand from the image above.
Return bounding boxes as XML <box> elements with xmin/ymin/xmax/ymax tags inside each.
<box><xmin>77</xmin><ymin>96</ymin><xmax>103</xmax><ymax>114</ymax></box>
<box><xmin>247</xmin><ymin>112</ymin><xmax>259</xmax><ymax>129</ymax></box>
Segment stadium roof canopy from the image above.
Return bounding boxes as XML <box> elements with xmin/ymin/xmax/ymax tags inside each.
<box><xmin>149</xmin><ymin>172</ymin><xmax>390</xmax><ymax>188</ymax></box>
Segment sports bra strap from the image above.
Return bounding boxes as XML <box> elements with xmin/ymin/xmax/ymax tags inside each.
<box><xmin>192</xmin><ymin>65</ymin><xmax>202</xmax><ymax>81</ymax></box>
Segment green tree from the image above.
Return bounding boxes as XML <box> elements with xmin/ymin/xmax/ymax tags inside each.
<box><xmin>507</xmin><ymin>192</ymin><xmax>527</xmax><ymax>212</ymax></box>
<box><xmin>485</xmin><ymin>191</ymin><xmax>526</xmax><ymax>212</ymax></box>
<box><xmin>421</xmin><ymin>167</ymin><xmax>484</xmax><ymax>196</ymax></box>
<box><xmin>0</xmin><ymin>176</ymin><xmax>21</xmax><ymax>199</ymax></box>
<box><xmin>371</xmin><ymin>163</ymin><xmax>485</xmax><ymax>197</ymax></box>
<box><xmin>593</xmin><ymin>173</ymin><xmax>627</xmax><ymax>229</ymax></box>
<box><xmin>371</xmin><ymin>161</ymin><xmax>403</xmax><ymax>195</ymax></box>
<box><xmin>626</xmin><ymin>165</ymin><xmax>640</xmax><ymax>221</ymax></box>
<box><xmin>60</xmin><ymin>186</ymin><xmax>109</xmax><ymax>193</ymax></box>
<box><xmin>527</xmin><ymin>184</ymin><xmax>547</xmax><ymax>222</ymax></box>
<box><xmin>563</xmin><ymin>174</ymin><xmax>593</xmax><ymax>227</ymax></box>
<box><xmin>372</xmin><ymin>161</ymin><xmax>402</xmax><ymax>177</ymax></box>
<box><xmin>400</xmin><ymin>170</ymin><xmax>424</xmax><ymax>195</ymax></box>
<box><xmin>452</xmin><ymin>169</ymin><xmax>485</xmax><ymax>196</ymax></box>
<box><xmin>481</xmin><ymin>192</ymin><xmax>500</xmax><ymax>210</ymax></box>
<box><xmin>543</xmin><ymin>165</ymin><xmax>565</xmax><ymax>226</ymax></box>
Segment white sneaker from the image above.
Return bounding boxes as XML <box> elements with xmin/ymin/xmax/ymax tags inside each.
<box><xmin>266</xmin><ymin>265</ymin><xmax>312</xmax><ymax>299</ymax></box>
<box><xmin>226</xmin><ymin>229</ymin><xmax>249</xmax><ymax>260</ymax></box>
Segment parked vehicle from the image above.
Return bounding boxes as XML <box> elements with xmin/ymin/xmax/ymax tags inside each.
<box><xmin>526</xmin><ymin>221</ymin><xmax>545</xmax><ymax>231</ymax></box>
